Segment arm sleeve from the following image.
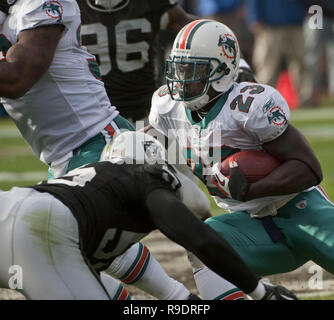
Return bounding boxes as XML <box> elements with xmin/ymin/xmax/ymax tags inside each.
<box><xmin>145</xmin><ymin>188</ymin><xmax>259</xmax><ymax>293</ymax></box>
<box><xmin>15</xmin><ymin>0</ymin><xmax>77</xmax><ymax>35</ymax></box>
<box><xmin>244</xmin><ymin>88</ymin><xmax>290</xmax><ymax>144</ymax></box>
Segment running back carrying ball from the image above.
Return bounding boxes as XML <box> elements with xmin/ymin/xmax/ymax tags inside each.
<box><xmin>220</xmin><ymin>150</ymin><xmax>281</xmax><ymax>183</ymax></box>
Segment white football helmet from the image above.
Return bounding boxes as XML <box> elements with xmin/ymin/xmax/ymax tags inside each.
<box><xmin>100</xmin><ymin>131</ymin><xmax>167</xmax><ymax>165</ymax></box>
<box><xmin>165</xmin><ymin>19</ymin><xmax>240</xmax><ymax>111</ymax></box>
<box><xmin>86</xmin><ymin>0</ymin><xmax>130</xmax><ymax>12</ymax></box>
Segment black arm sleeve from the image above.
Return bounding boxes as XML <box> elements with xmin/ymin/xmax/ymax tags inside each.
<box><xmin>145</xmin><ymin>188</ymin><xmax>259</xmax><ymax>293</ymax></box>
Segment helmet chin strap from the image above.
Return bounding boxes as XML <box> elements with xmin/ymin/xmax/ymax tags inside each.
<box><xmin>182</xmin><ymin>93</ymin><xmax>210</xmax><ymax>111</ymax></box>
<box><xmin>182</xmin><ymin>85</ymin><xmax>225</xmax><ymax>112</ymax></box>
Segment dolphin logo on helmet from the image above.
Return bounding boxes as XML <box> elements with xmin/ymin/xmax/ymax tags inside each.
<box><xmin>218</xmin><ymin>34</ymin><xmax>238</xmax><ymax>68</ymax></box>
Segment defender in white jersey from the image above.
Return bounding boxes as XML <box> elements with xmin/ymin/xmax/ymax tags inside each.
<box><xmin>148</xmin><ymin>19</ymin><xmax>334</xmax><ymax>300</ymax></box>
<box><xmin>0</xmin><ymin>0</ymin><xmax>134</xmax><ymax>178</ymax></box>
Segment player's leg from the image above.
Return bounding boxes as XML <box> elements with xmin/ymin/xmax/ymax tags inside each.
<box><xmin>48</xmin><ymin>115</ymin><xmax>135</xmax><ymax>179</ymax></box>
<box><xmin>9</xmin><ymin>189</ymin><xmax>112</xmax><ymax>299</ymax></box>
<box><xmin>274</xmin><ymin>187</ymin><xmax>334</xmax><ymax>274</ymax></box>
<box><xmin>100</xmin><ymin>272</ymin><xmax>131</xmax><ymax>300</ymax></box>
<box><xmin>252</xmin><ymin>27</ymin><xmax>281</xmax><ymax>87</ymax></box>
<box><xmin>191</xmin><ymin>209</ymin><xmax>307</xmax><ymax>299</ymax></box>
<box><xmin>188</xmin><ymin>251</ymin><xmax>245</xmax><ymax>300</ymax></box>
<box><xmin>105</xmin><ymin>242</ymin><xmax>192</xmax><ymax>300</ymax></box>
<box><xmin>66</xmin><ymin>115</ymin><xmax>135</xmax><ymax>173</ymax></box>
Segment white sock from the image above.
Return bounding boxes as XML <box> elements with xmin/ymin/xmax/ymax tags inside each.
<box><xmin>248</xmin><ymin>281</ymin><xmax>266</xmax><ymax>300</ymax></box>
<box><xmin>193</xmin><ymin>266</ymin><xmax>244</xmax><ymax>300</ymax></box>
<box><xmin>106</xmin><ymin>242</ymin><xmax>190</xmax><ymax>300</ymax></box>
<box><xmin>188</xmin><ymin>252</ymin><xmax>244</xmax><ymax>300</ymax></box>
<box><xmin>100</xmin><ymin>272</ymin><xmax>131</xmax><ymax>300</ymax></box>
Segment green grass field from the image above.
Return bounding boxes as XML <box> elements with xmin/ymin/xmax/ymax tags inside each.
<box><xmin>0</xmin><ymin>106</ymin><xmax>333</xmax><ymax>300</ymax></box>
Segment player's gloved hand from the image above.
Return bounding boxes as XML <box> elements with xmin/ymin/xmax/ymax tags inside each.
<box><xmin>210</xmin><ymin>157</ymin><xmax>249</xmax><ymax>201</ymax></box>
<box><xmin>262</xmin><ymin>282</ymin><xmax>298</xmax><ymax>300</ymax></box>
<box><xmin>236</xmin><ymin>67</ymin><xmax>258</xmax><ymax>83</ymax></box>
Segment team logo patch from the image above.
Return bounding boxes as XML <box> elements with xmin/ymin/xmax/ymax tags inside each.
<box><xmin>267</xmin><ymin>106</ymin><xmax>287</xmax><ymax>127</ymax></box>
<box><xmin>142</xmin><ymin>141</ymin><xmax>163</xmax><ymax>160</ymax></box>
<box><xmin>218</xmin><ymin>33</ymin><xmax>238</xmax><ymax>67</ymax></box>
<box><xmin>262</xmin><ymin>98</ymin><xmax>275</xmax><ymax>113</ymax></box>
<box><xmin>42</xmin><ymin>1</ymin><xmax>63</xmax><ymax>22</ymax></box>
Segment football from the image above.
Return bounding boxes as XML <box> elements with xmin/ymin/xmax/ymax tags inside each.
<box><xmin>220</xmin><ymin>150</ymin><xmax>281</xmax><ymax>183</ymax></box>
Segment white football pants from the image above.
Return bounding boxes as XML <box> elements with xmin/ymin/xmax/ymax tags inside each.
<box><xmin>0</xmin><ymin>188</ymin><xmax>111</xmax><ymax>300</ymax></box>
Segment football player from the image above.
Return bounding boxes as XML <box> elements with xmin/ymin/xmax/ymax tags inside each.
<box><xmin>0</xmin><ymin>0</ymin><xmax>135</xmax><ymax>180</ymax></box>
<box><xmin>79</xmin><ymin>0</ymin><xmax>256</xmax><ymax>122</ymax></box>
<box><xmin>0</xmin><ymin>0</ymin><xmax>137</xmax><ymax>299</ymax></box>
<box><xmin>0</xmin><ymin>131</ymin><xmax>297</xmax><ymax>300</ymax></box>
<box><xmin>79</xmin><ymin>0</ymin><xmax>196</xmax><ymax>122</ymax></box>
<box><xmin>146</xmin><ymin>19</ymin><xmax>334</xmax><ymax>300</ymax></box>
<box><xmin>0</xmin><ymin>0</ymin><xmax>211</xmax><ymax>300</ymax></box>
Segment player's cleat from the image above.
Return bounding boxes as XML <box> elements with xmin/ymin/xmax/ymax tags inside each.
<box><xmin>262</xmin><ymin>283</ymin><xmax>298</xmax><ymax>300</ymax></box>
<box><xmin>187</xmin><ymin>293</ymin><xmax>201</xmax><ymax>300</ymax></box>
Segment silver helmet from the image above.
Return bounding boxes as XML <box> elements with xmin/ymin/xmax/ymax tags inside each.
<box><xmin>87</xmin><ymin>0</ymin><xmax>130</xmax><ymax>13</ymax></box>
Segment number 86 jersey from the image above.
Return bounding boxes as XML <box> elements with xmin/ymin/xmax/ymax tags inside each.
<box><xmin>79</xmin><ymin>0</ymin><xmax>176</xmax><ymax>119</ymax></box>
<box><xmin>149</xmin><ymin>82</ymin><xmax>292</xmax><ymax>213</ymax></box>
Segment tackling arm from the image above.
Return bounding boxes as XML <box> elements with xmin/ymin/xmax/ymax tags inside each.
<box><xmin>0</xmin><ymin>24</ymin><xmax>64</xmax><ymax>99</ymax></box>
<box><xmin>246</xmin><ymin>124</ymin><xmax>323</xmax><ymax>200</ymax></box>
<box><xmin>145</xmin><ymin>188</ymin><xmax>259</xmax><ymax>294</ymax></box>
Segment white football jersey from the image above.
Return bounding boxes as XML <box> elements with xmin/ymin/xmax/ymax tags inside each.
<box><xmin>149</xmin><ymin>82</ymin><xmax>299</xmax><ymax>214</ymax></box>
<box><xmin>0</xmin><ymin>0</ymin><xmax>118</xmax><ymax>164</ymax></box>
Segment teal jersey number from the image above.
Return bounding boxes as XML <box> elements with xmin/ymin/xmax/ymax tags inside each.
<box><xmin>230</xmin><ymin>85</ymin><xmax>265</xmax><ymax>113</ymax></box>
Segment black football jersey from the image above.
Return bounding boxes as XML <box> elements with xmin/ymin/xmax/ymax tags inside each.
<box><xmin>79</xmin><ymin>0</ymin><xmax>177</xmax><ymax>120</ymax></box>
<box><xmin>31</xmin><ymin>161</ymin><xmax>176</xmax><ymax>271</ymax></box>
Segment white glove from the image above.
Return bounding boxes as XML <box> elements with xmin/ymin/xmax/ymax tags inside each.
<box><xmin>208</xmin><ymin>158</ymin><xmax>250</xmax><ymax>201</ymax></box>
<box><xmin>208</xmin><ymin>161</ymin><xmax>232</xmax><ymax>199</ymax></box>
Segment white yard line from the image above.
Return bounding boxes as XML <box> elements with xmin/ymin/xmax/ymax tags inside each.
<box><xmin>291</xmin><ymin>107</ymin><xmax>334</xmax><ymax>122</ymax></box>
<box><xmin>300</xmin><ymin>126</ymin><xmax>334</xmax><ymax>139</ymax></box>
<box><xmin>0</xmin><ymin>126</ymin><xmax>21</xmax><ymax>138</ymax></box>
<box><xmin>0</xmin><ymin>171</ymin><xmax>47</xmax><ymax>182</ymax></box>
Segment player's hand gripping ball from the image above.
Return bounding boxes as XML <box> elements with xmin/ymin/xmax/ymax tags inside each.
<box><xmin>211</xmin><ymin>150</ymin><xmax>281</xmax><ymax>201</ymax></box>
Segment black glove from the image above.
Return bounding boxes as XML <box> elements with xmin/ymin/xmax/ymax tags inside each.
<box><xmin>0</xmin><ymin>0</ymin><xmax>16</xmax><ymax>14</ymax></box>
<box><xmin>187</xmin><ymin>293</ymin><xmax>201</xmax><ymax>300</ymax></box>
<box><xmin>236</xmin><ymin>67</ymin><xmax>258</xmax><ymax>83</ymax></box>
<box><xmin>209</xmin><ymin>158</ymin><xmax>249</xmax><ymax>201</ymax></box>
<box><xmin>262</xmin><ymin>283</ymin><xmax>298</xmax><ymax>300</ymax></box>
<box><xmin>228</xmin><ymin>159</ymin><xmax>250</xmax><ymax>202</ymax></box>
